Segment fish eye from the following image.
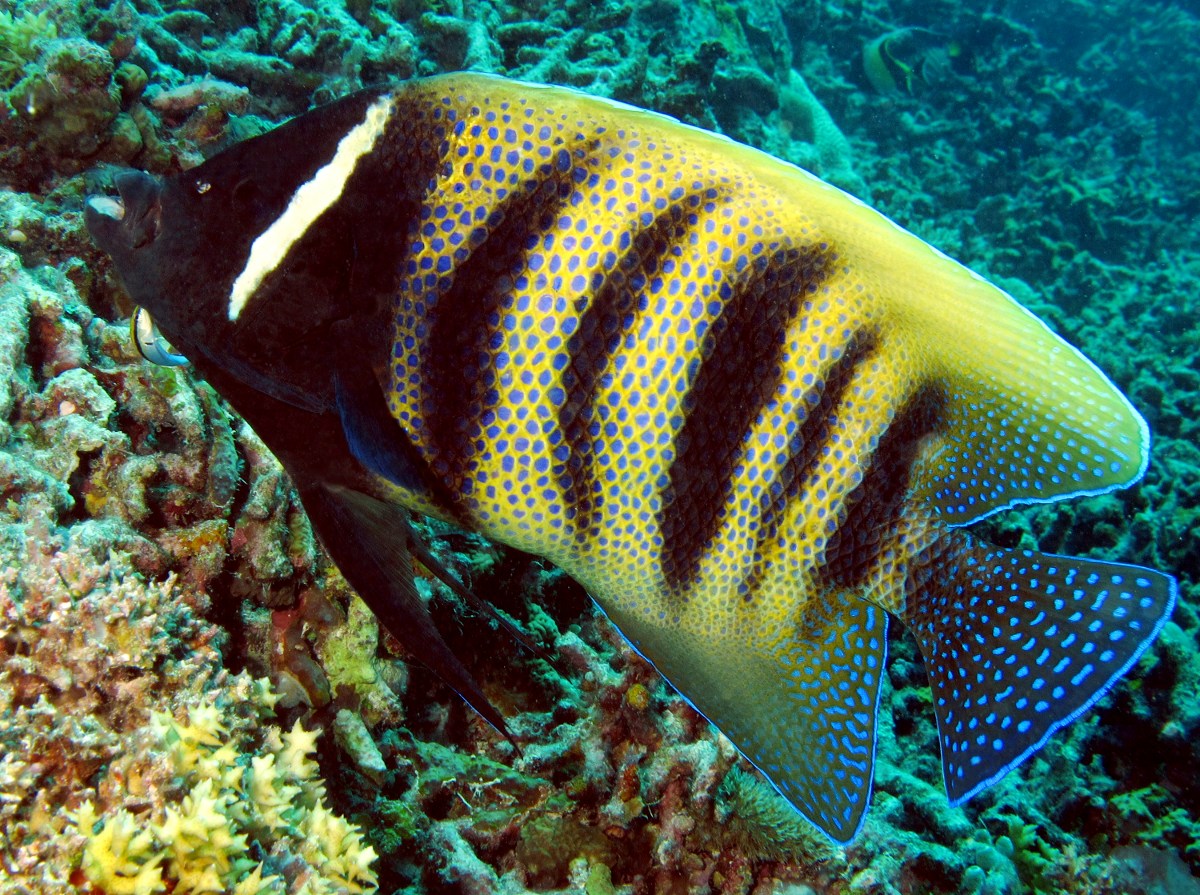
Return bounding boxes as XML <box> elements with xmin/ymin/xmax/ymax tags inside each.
<box><xmin>232</xmin><ymin>178</ymin><xmax>260</xmax><ymax>206</ymax></box>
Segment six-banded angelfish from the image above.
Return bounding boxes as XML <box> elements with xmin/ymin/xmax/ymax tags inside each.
<box><xmin>85</xmin><ymin>72</ymin><xmax>1176</xmax><ymax>844</ymax></box>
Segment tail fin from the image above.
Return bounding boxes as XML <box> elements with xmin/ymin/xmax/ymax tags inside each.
<box><xmin>899</xmin><ymin>532</ymin><xmax>1176</xmax><ymax>803</ymax></box>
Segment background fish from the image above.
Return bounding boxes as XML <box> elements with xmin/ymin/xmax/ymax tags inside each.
<box><xmin>85</xmin><ymin>72</ymin><xmax>1176</xmax><ymax>844</ymax></box>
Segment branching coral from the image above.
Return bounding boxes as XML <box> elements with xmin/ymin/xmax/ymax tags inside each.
<box><xmin>0</xmin><ymin>539</ymin><xmax>223</xmax><ymax>883</ymax></box>
<box><xmin>0</xmin><ymin>199</ymin><xmax>384</xmax><ymax>893</ymax></box>
<box><xmin>75</xmin><ymin>802</ymin><xmax>166</xmax><ymax>895</ymax></box>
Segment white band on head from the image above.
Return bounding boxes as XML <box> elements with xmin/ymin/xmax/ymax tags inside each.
<box><xmin>228</xmin><ymin>94</ymin><xmax>395</xmax><ymax>321</ymax></box>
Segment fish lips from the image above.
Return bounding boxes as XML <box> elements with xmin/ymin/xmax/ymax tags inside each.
<box><xmin>85</xmin><ymin>169</ymin><xmax>164</xmax><ymax>258</ymax></box>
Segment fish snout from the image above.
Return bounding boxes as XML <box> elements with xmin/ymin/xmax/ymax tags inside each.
<box><xmin>85</xmin><ymin>169</ymin><xmax>164</xmax><ymax>255</ymax></box>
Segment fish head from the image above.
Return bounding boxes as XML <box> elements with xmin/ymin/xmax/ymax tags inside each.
<box><xmin>85</xmin><ymin>169</ymin><xmax>169</xmax><ymax>320</ymax></box>
<box><xmin>85</xmin><ymin>165</ymin><xmax>260</xmax><ymax>361</ymax></box>
<box><xmin>85</xmin><ymin>89</ymin><xmax>392</xmax><ymax>408</ymax></box>
<box><xmin>85</xmin><ymin>168</ymin><xmax>164</xmax><ymax>259</ymax></box>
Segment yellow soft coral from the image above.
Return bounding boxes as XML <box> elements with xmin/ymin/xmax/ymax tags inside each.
<box><xmin>75</xmin><ymin>803</ymin><xmax>165</xmax><ymax>895</ymax></box>
<box><xmin>74</xmin><ymin>679</ymin><xmax>378</xmax><ymax>895</ymax></box>
<box><xmin>195</xmin><ymin>742</ymin><xmax>245</xmax><ymax>791</ymax></box>
<box><xmin>267</xmin><ymin>718</ymin><xmax>326</xmax><ymax>808</ymax></box>
<box><xmin>154</xmin><ymin>778</ymin><xmax>254</xmax><ymax>893</ymax></box>
<box><xmin>232</xmin><ymin>862</ymin><xmax>286</xmax><ymax>895</ymax></box>
<box><xmin>246</xmin><ymin>752</ymin><xmax>302</xmax><ymax>835</ymax></box>
<box><xmin>152</xmin><ymin>704</ymin><xmax>232</xmax><ymax>780</ymax></box>
<box><xmin>301</xmin><ymin>804</ymin><xmax>379</xmax><ymax>894</ymax></box>
<box><xmin>278</xmin><ymin>718</ymin><xmax>322</xmax><ymax>780</ymax></box>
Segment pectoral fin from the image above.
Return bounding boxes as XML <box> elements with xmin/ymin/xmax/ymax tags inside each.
<box><xmin>299</xmin><ymin>481</ymin><xmax>514</xmax><ymax>742</ymax></box>
<box><xmin>333</xmin><ymin>352</ymin><xmax>547</xmax><ymax>658</ymax></box>
<box><xmin>332</xmin><ymin>347</ymin><xmax>449</xmax><ymax>503</ymax></box>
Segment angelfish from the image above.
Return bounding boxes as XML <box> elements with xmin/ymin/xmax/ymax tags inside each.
<box><xmin>86</xmin><ymin>73</ymin><xmax>1176</xmax><ymax>844</ymax></box>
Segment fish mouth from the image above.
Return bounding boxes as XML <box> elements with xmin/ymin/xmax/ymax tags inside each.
<box><xmin>85</xmin><ymin>169</ymin><xmax>163</xmax><ymax>254</ymax></box>
<box><xmin>87</xmin><ymin>194</ymin><xmax>125</xmax><ymax>221</ymax></box>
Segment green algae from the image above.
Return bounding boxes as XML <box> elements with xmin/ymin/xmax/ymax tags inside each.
<box><xmin>0</xmin><ymin>8</ymin><xmax>56</xmax><ymax>93</ymax></box>
<box><xmin>715</xmin><ymin>766</ymin><xmax>832</xmax><ymax>861</ymax></box>
<box><xmin>994</xmin><ymin>820</ymin><xmax>1059</xmax><ymax>895</ymax></box>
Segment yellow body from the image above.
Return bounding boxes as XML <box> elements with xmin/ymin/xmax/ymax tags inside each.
<box><xmin>372</xmin><ymin>74</ymin><xmax>1149</xmax><ymax>840</ymax></box>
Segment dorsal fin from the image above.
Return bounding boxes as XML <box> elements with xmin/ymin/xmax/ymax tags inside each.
<box><xmin>433</xmin><ymin>73</ymin><xmax>1149</xmax><ymax>524</ymax></box>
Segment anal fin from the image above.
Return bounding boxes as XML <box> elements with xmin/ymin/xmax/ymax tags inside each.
<box><xmin>899</xmin><ymin>529</ymin><xmax>1176</xmax><ymax>802</ymax></box>
<box><xmin>608</xmin><ymin>591</ymin><xmax>887</xmax><ymax>845</ymax></box>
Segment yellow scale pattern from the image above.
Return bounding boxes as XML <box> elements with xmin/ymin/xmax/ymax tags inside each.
<box><xmin>749</xmin><ymin>347</ymin><xmax>910</xmax><ymax>652</ymax></box>
<box><xmin>386</xmin><ymin>77</ymin><xmax>920</xmax><ymax>631</ymax></box>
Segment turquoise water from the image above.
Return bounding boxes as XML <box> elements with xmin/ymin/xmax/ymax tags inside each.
<box><xmin>0</xmin><ymin>1</ymin><xmax>1196</xmax><ymax>892</ymax></box>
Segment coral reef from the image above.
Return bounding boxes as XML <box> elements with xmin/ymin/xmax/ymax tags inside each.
<box><xmin>0</xmin><ymin>219</ymin><xmax>358</xmax><ymax>891</ymax></box>
<box><xmin>0</xmin><ymin>0</ymin><xmax>1197</xmax><ymax>892</ymax></box>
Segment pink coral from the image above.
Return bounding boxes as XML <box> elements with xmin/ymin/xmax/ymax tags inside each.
<box><xmin>146</xmin><ymin>78</ymin><xmax>250</xmax><ymax>119</ymax></box>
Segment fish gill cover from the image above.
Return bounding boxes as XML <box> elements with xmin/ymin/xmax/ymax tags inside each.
<box><xmin>0</xmin><ymin>0</ymin><xmax>1198</xmax><ymax>894</ymax></box>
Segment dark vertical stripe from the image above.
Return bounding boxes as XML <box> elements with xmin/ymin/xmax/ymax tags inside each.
<box><xmin>821</xmin><ymin>384</ymin><xmax>945</xmax><ymax>589</ymax></box>
<box><xmin>659</xmin><ymin>244</ymin><xmax>836</xmax><ymax>592</ymax></box>
<box><xmin>558</xmin><ymin>197</ymin><xmax>708</xmax><ymax>539</ymax></box>
<box><xmin>421</xmin><ymin>140</ymin><xmax>600</xmax><ymax>492</ymax></box>
<box><xmin>740</xmin><ymin>329</ymin><xmax>878</xmax><ymax>599</ymax></box>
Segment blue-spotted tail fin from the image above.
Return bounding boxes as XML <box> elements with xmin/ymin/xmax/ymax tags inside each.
<box><xmin>899</xmin><ymin>531</ymin><xmax>1176</xmax><ymax>802</ymax></box>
